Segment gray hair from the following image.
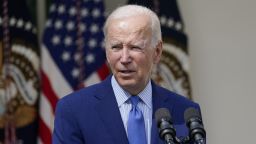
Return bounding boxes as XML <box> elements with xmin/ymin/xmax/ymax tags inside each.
<box><xmin>103</xmin><ymin>5</ymin><xmax>162</xmax><ymax>47</ymax></box>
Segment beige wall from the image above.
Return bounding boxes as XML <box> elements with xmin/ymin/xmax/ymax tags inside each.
<box><xmin>179</xmin><ymin>0</ymin><xmax>256</xmax><ymax>143</ymax></box>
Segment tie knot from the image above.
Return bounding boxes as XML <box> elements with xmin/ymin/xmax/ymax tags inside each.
<box><xmin>130</xmin><ymin>96</ymin><xmax>140</xmax><ymax>107</ymax></box>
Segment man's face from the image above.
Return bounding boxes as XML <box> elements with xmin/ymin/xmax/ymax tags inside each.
<box><xmin>105</xmin><ymin>15</ymin><xmax>162</xmax><ymax>95</ymax></box>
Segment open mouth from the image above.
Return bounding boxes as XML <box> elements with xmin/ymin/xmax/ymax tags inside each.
<box><xmin>118</xmin><ymin>70</ymin><xmax>136</xmax><ymax>76</ymax></box>
<box><xmin>120</xmin><ymin>70</ymin><xmax>134</xmax><ymax>73</ymax></box>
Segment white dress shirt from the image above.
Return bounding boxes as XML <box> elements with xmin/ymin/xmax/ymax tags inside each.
<box><xmin>111</xmin><ymin>76</ymin><xmax>152</xmax><ymax>144</ymax></box>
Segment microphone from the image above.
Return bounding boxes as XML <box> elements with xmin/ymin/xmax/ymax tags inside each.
<box><xmin>155</xmin><ymin>108</ymin><xmax>178</xmax><ymax>144</ymax></box>
<box><xmin>184</xmin><ymin>107</ymin><xmax>206</xmax><ymax>144</ymax></box>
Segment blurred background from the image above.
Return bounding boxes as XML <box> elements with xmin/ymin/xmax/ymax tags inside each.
<box><xmin>1</xmin><ymin>0</ymin><xmax>256</xmax><ymax>143</ymax></box>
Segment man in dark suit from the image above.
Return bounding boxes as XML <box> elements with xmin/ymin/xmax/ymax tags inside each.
<box><xmin>53</xmin><ymin>4</ymin><xmax>201</xmax><ymax>144</ymax></box>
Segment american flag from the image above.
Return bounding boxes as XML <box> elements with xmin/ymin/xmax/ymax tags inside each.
<box><xmin>39</xmin><ymin>0</ymin><xmax>109</xmax><ymax>143</ymax></box>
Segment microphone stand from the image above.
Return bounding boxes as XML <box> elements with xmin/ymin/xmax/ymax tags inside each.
<box><xmin>164</xmin><ymin>136</ymin><xmax>181</xmax><ymax>144</ymax></box>
<box><xmin>194</xmin><ymin>139</ymin><xmax>206</xmax><ymax>144</ymax></box>
<box><xmin>178</xmin><ymin>136</ymin><xmax>206</xmax><ymax>144</ymax></box>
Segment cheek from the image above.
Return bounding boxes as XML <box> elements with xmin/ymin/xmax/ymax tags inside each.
<box><xmin>136</xmin><ymin>57</ymin><xmax>152</xmax><ymax>71</ymax></box>
<box><xmin>142</xmin><ymin>53</ymin><xmax>155</xmax><ymax>70</ymax></box>
<box><xmin>106</xmin><ymin>52</ymin><xmax>118</xmax><ymax>66</ymax></box>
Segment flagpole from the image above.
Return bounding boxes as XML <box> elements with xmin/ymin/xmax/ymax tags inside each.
<box><xmin>75</xmin><ymin>0</ymin><xmax>86</xmax><ymax>89</ymax></box>
<box><xmin>36</xmin><ymin>0</ymin><xmax>46</xmax><ymax>44</ymax></box>
<box><xmin>2</xmin><ymin>0</ymin><xmax>17</xmax><ymax>143</ymax></box>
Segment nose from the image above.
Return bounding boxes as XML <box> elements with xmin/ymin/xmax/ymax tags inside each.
<box><xmin>120</xmin><ymin>48</ymin><xmax>131</xmax><ymax>64</ymax></box>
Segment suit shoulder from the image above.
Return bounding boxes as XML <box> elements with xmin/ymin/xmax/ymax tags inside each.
<box><xmin>156</xmin><ymin>86</ymin><xmax>201</xmax><ymax>124</ymax></box>
<box><xmin>56</xmin><ymin>82</ymin><xmax>103</xmax><ymax>109</ymax></box>
<box><xmin>158</xmin><ymin>86</ymin><xmax>199</xmax><ymax>107</ymax></box>
<box><xmin>152</xmin><ymin>82</ymin><xmax>200</xmax><ymax>111</ymax></box>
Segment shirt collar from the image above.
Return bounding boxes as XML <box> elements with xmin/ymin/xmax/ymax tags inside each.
<box><xmin>111</xmin><ymin>76</ymin><xmax>152</xmax><ymax>109</ymax></box>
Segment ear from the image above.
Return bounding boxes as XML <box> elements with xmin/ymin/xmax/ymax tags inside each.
<box><xmin>153</xmin><ymin>41</ymin><xmax>163</xmax><ymax>64</ymax></box>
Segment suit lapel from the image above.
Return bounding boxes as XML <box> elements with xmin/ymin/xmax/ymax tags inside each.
<box><xmin>151</xmin><ymin>82</ymin><xmax>174</xmax><ymax>144</ymax></box>
<box><xmin>94</xmin><ymin>76</ymin><xmax>129</xmax><ymax>144</ymax></box>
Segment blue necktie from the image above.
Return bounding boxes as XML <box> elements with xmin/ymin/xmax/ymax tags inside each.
<box><xmin>127</xmin><ymin>96</ymin><xmax>147</xmax><ymax>144</ymax></box>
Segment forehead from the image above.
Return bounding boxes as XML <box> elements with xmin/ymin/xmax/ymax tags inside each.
<box><xmin>106</xmin><ymin>15</ymin><xmax>152</xmax><ymax>41</ymax></box>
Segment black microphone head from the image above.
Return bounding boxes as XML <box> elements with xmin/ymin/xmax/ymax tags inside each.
<box><xmin>184</xmin><ymin>107</ymin><xmax>206</xmax><ymax>141</ymax></box>
<box><xmin>155</xmin><ymin>108</ymin><xmax>177</xmax><ymax>142</ymax></box>
<box><xmin>184</xmin><ymin>107</ymin><xmax>201</xmax><ymax>123</ymax></box>
<box><xmin>155</xmin><ymin>108</ymin><xmax>172</xmax><ymax>125</ymax></box>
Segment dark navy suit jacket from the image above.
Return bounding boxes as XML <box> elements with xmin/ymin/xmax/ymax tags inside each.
<box><xmin>53</xmin><ymin>76</ymin><xmax>200</xmax><ymax>144</ymax></box>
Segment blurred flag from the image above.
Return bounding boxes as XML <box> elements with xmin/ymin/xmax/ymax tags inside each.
<box><xmin>128</xmin><ymin>0</ymin><xmax>192</xmax><ymax>98</ymax></box>
<box><xmin>39</xmin><ymin>0</ymin><xmax>109</xmax><ymax>143</ymax></box>
<box><xmin>0</xmin><ymin>0</ymin><xmax>40</xmax><ymax>143</ymax></box>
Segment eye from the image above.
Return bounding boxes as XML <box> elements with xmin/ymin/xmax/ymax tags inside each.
<box><xmin>111</xmin><ymin>44</ymin><xmax>122</xmax><ymax>50</ymax></box>
<box><xmin>130</xmin><ymin>45</ymin><xmax>143</xmax><ymax>51</ymax></box>
<box><xmin>132</xmin><ymin>46</ymin><xmax>139</xmax><ymax>49</ymax></box>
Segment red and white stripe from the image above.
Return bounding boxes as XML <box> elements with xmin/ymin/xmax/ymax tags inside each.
<box><xmin>38</xmin><ymin>45</ymin><xmax>109</xmax><ymax>143</ymax></box>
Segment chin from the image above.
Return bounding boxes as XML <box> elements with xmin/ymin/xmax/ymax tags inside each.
<box><xmin>117</xmin><ymin>79</ymin><xmax>136</xmax><ymax>86</ymax></box>
<box><xmin>116</xmin><ymin>77</ymin><xmax>136</xmax><ymax>86</ymax></box>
